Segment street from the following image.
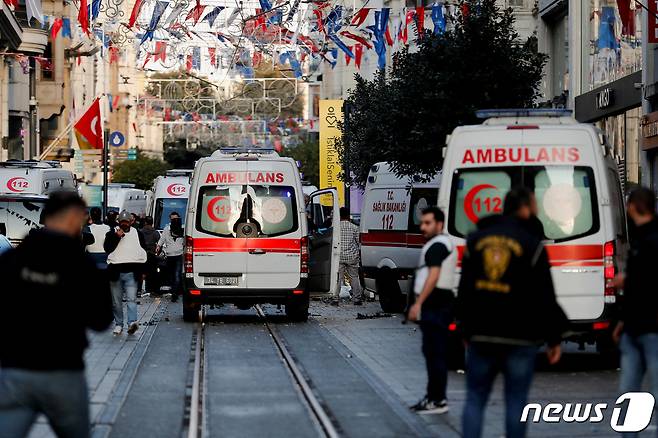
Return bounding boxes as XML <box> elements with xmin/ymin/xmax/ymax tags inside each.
<box><xmin>21</xmin><ymin>297</ymin><xmax>629</xmax><ymax>438</ymax></box>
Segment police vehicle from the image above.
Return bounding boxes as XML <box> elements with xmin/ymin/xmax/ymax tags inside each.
<box><xmin>183</xmin><ymin>147</ymin><xmax>341</xmax><ymax>322</ymax></box>
<box><xmin>0</xmin><ymin>160</ymin><xmax>77</xmax><ymax>244</ymax></box>
<box><xmin>439</xmin><ymin>109</ymin><xmax>627</xmax><ymax>351</ymax></box>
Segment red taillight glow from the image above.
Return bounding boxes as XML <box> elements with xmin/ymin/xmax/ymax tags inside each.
<box><xmin>507</xmin><ymin>125</ymin><xmax>539</xmax><ymax>130</ymax></box>
<box><xmin>292</xmin><ymin>289</ymin><xmax>304</xmax><ymax>295</ymax></box>
<box><xmin>300</xmin><ymin>236</ymin><xmax>309</xmax><ymax>274</ymax></box>
<box><xmin>185</xmin><ymin>236</ymin><xmax>194</xmax><ymax>274</ymax></box>
<box><xmin>448</xmin><ymin>323</ymin><xmax>457</xmax><ymax>331</ymax></box>
<box><xmin>603</xmin><ymin>241</ymin><xmax>616</xmax><ymax>303</ymax></box>
<box><xmin>190</xmin><ymin>289</ymin><xmax>201</xmax><ymax>296</ymax></box>
<box><xmin>593</xmin><ymin>321</ymin><xmax>610</xmax><ymax>330</ymax></box>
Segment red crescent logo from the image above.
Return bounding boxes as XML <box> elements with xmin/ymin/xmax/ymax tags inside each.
<box><xmin>166</xmin><ymin>183</ymin><xmax>186</xmax><ymax>196</ymax></box>
<box><xmin>463</xmin><ymin>184</ymin><xmax>496</xmax><ymax>224</ymax></box>
<box><xmin>6</xmin><ymin>177</ymin><xmax>28</xmax><ymax>193</ymax></box>
<box><xmin>207</xmin><ymin>196</ymin><xmax>230</xmax><ymax>222</ymax></box>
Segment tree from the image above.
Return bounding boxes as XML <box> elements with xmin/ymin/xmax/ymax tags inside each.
<box><xmin>112</xmin><ymin>152</ymin><xmax>170</xmax><ymax>190</ymax></box>
<box><xmin>337</xmin><ymin>0</ymin><xmax>548</xmax><ymax>186</ymax></box>
<box><xmin>163</xmin><ymin>140</ymin><xmax>214</xmax><ymax>169</ymax></box>
<box><xmin>281</xmin><ymin>138</ymin><xmax>320</xmax><ymax>187</ymax></box>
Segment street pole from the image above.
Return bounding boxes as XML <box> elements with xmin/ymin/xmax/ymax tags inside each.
<box><xmin>28</xmin><ymin>57</ymin><xmax>37</xmax><ymax>159</ymax></box>
<box><xmin>102</xmin><ymin>128</ymin><xmax>109</xmax><ymax>217</ymax></box>
<box><xmin>342</xmin><ymin>101</ymin><xmax>350</xmax><ymax>212</ymax></box>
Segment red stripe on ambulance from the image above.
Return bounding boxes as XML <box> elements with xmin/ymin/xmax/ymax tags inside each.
<box><xmin>193</xmin><ymin>238</ymin><xmax>300</xmax><ymax>253</ymax></box>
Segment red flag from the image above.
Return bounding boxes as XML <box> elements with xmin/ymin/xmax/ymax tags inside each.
<box><xmin>74</xmin><ymin>98</ymin><xmax>103</xmax><ymax>150</ymax></box>
<box><xmin>350</xmin><ymin>8</ymin><xmax>370</xmax><ymax>26</ymax></box>
<box><xmin>78</xmin><ymin>0</ymin><xmax>90</xmax><ymax>35</ymax></box>
<box><xmin>252</xmin><ymin>51</ymin><xmax>262</xmax><ymax>68</ymax></box>
<box><xmin>186</xmin><ymin>54</ymin><xmax>192</xmax><ymax>72</ymax></box>
<box><xmin>186</xmin><ymin>1</ymin><xmax>206</xmax><ymax>25</ymax></box>
<box><xmin>154</xmin><ymin>41</ymin><xmax>167</xmax><ymax>62</ymax></box>
<box><xmin>313</xmin><ymin>9</ymin><xmax>324</xmax><ymax>33</ymax></box>
<box><xmin>3</xmin><ymin>0</ymin><xmax>18</xmax><ymax>9</ymax></box>
<box><xmin>355</xmin><ymin>44</ymin><xmax>363</xmax><ymax>69</ymax></box>
<box><xmin>109</xmin><ymin>46</ymin><xmax>120</xmax><ymax>64</ymax></box>
<box><xmin>128</xmin><ymin>0</ymin><xmax>143</xmax><ymax>28</ymax></box>
<box><xmin>50</xmin><ymin>17</ymin><xmax>63</xmax><ymax>40</ymax></box>
<box><xmin>385</xmin><ymin>26</ymin><xmax>394</xmax><ymax>46</ymax></box>
<box><xmin>345</xmin><ymin>46</ymin><xmax>352</xmax><ymax>65</ymax></box>
<box><xmin>415</xmin><ymin>7</ymin><xmax>424</xmax><ymax>38</ymax></box>
<box><xmin>112</xmin><ymin>95</ymin><xmax>120</xmax><ymax>110</ymax></box>
<box><xmin>208</xmin><ymin>47</ymin><xmax>216</xmax><ymax>66</ymax></box>
<box><xmin>340</xmin><ymin>31</ymin><xmax>372</xmax><ymax>49</ymax></box>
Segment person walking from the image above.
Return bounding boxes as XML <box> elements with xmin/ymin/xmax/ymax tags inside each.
<box><xmin>407</xmin><ymin>206</ymin><xmax>457</xmax><ymax>414</ymax></box>
<box><xmin>612</xmin><ymin>187</ymin><xmax>658</xmax><ymax>435</ymax></box>
<box><xmin>157</xmin><ymin>211</ymin><xmax>185</xmax><ymax>303</ymax></box>
<box><xmin>457</xmin><ymin>187</ymin><xmax>566</xmax><ymax>438</ymax></box>
<box><xmin>105</xmin><ymin>210</ymin><xmax>148</xmax><ymax>335</ymax></box>
<box><xmin>140</xmin><ymin>216</ymin><xmax>161</xmax><ymax>295</ymax></box>
<box><xmin>335</xmin><ymin>207</ymin><xmax>364</xmax><ymax>305</ymax></box>
<box><xmin>86</xmin><ymin>207</ymin><xmax>110</xmax><ymax>269</ymax></box>
<box><xmin>0</xmin><ymin>192</ymin><xmax>113</xmax><ymax>438</ymax></box>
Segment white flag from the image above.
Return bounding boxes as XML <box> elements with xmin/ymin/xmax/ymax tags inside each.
<box><xmin>26</xmin><ymin>0</ymin><xmax>43</xmax><ymax>24</ymax></box>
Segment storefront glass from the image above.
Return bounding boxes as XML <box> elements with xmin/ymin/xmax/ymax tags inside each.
<box><xmin>597</xmin><ymin>107</ymin><xmax>641</xmax><ymax>188</ymax></box>
<box><xmin>587</xmin><ymin>0</ymin><xmax>642</xmax><ymax>91</ymax></box>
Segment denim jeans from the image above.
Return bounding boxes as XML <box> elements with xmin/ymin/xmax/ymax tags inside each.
<box><xmin>166</xmin><ymin>255</ymin><xmax>183</xmax><ymax>295</ymax></box>
<box><xmin>0</xmin><ymin>368</ymin><xmax>89</xmax><ymax>438</ymax></box>
<box><xmin>419</xmin><ymin>304</ymin><xmax>453</xmax><ymax>402</ymax></box>
<box><xmin>88</xmin><ymin>252</ymin><xmax>107</xmax><ymax>270</ymax></box>
<box><xmin>110</xmin><ymin>272</ymin><xmax>138</xmax><ymax>327</ymax></box>
<box><xmin>618</xmin><ymin>332</ymin><xmax>658</xmax><ymax>438</ymax></box>
<box><xmin>463</xmin><ymin>343</ymin><xmax>538</xmax><ymax>438</ymax></box>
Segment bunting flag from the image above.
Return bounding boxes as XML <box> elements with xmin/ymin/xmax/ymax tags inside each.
<box><xmin>414</xmin><ymin>7</ymin><xmax>424</xmax><ymax>38</ymax></box>
<box><xmin>163</xmin><ymin>3</ymin><xmax>184</xmax><ymax>27</ymax></box>
<box><xmin>329</xmin><ymin>34</ymin><xmax>354</xmax><ymax>59</ymax></box>
<box><xmin>140</xmin><ymin>1</ymin><xmax>169</xmax><ymax>44</ymax></box>
<box><xmin>91</xmin><ymin>0</ymin><xmax>101</xmax><ymax>20</ymax></box>
<box><xmin>258</xmin><ymin>0</ymin><xmax>271</xmax><ymax>12</ymax></box>
<box><xmin>186</xmin><ymin>0</ymin><xmax>206</xmax><ymax>25</ymax></box>
<box><xmin>128</xmin><ymin>0</ymin><xmax>143</xmax><ymax>28</ymax></box>
<box><xmin>354</xmin><ymin>43</ymin><xmax>363</xmax><ymax>69</ymax></box>
<box><xmin>431</xmin><ymin>4</ymin><xmax>445</xmax><ymax>35</ymax></box>
<box><xmin>191</xmin><ymin>46</ymin><xmax>201</xmax><ymax>70</ymax></box>
<box><xmin>61</xmin><ymin>17</ymin><xmax>72</xmax><ymax>38</ymax></box>
<box><xmin>345</xmin><ymin>46</ymin><xmax>352</xmax><ymax>65</ymax></box>
<box><xmin>112</xmin><ymin>95</ymin><xmax>120</xmax><ymax>110</ymax></box>
<box><xmin>109</xmin><ymin>46</ymin><xmax>119</xmax><ymax>63</ymax></box>
<box><xmin>50</xmin><ymin>17</ymin><xmax>63</xmax><ymax>40</ymax></box>
<box><xmin>107</xmin><ymin>93</ymin><xmax>113</xmax><ymax>112</ymax></box>
<box><xmin>202</xmin><ymin>6</ymin><xmax>224</xmax><ymax>27</ymax></box>
<box><xmin>186</xmin><ymin>54</ymin><xmax>192</xmax><ymax>71</ymax></box>
<box><xmin>3</xmin><ymin>0</ymin><xmax>17</xmax><ymax>9</ymax></box>
<box><xmin>78</xmin><ymin>0</ymin><xmax>89</xmax><ymax>34</ymax></box>
<box><xmin>279</xmin><ymin>51</ymin><xmax>302</xmax><ymax>78</ymax></box>
<box><xmin>340</xmin><ymin>31</ymin><xmax>372</xmax><ymax>49</ymax></box>
<box><xmin>252</xmin><ymin>51</ymin><xmax>262</xmax><ymax>67</ymax></box>
<box><xmin>208</xmin><ymin>47</ymin><xmax>216</xmax><ymax>66</ymax></box>
<box><xmin>401</xmin><ymin>10</ymin><xmax>415</xmax><ymax>44</ymax></box>
<box><xmin>74</xmin><ymin>97</ymin><xmax>103</xmax><ymax>150</ymax></box>
<box><xmin>225</xmin><ymin>7</ymin><xmax>240</xmax><ymax>26</ymax></box>
<box><xmin>373</xmin><ymin>8</ymin><xmax>389</xmax><ymax>70</ymax></box>
<box><xmin>154</xmin><ymin>41</ymin><xmax>167</xmax><ymax>62</ymax></box>
<box><xmin>350</xmin><ymin>7</ymin><xmax>370</xmax><ymax>26</ymax></box>
<box><xmin>26</xmin><ymin>0</ymin><xmax>43</xmax><ymax>23</ymax></box>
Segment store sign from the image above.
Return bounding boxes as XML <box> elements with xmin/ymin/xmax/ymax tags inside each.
<box><xmin>649</xmin><ymin>0</ymin><xmax>658</xmax><ymax>43</ymax></box>
<box><xmin>319</xmin><ymin>100</ymin><xmax>345</xmax><ymax>207</ymax></box>
<box><xmin>641</xmin><ymin>112</ymin><xmax>658</xmax><ymax>150</ymax></box>
<box><xmin>596</xmin><ymin>88</ymin><xmax>614</xmax><ymax>110</ymax></box>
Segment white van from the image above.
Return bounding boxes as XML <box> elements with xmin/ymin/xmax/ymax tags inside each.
<box><xmin>184</xmin><ymin>147</ymin><xmax>341</xmax><ymax>322</ymax></box>
<box><xmin>360</xmin><ymin>162</ymin><xmax>441</xmax><ymax>312</ymax></box>
<box><xmin>107</xmin><ymin>183</ymin><xmax>148</xmax><ymax>216</ymax></box>
<box><xmin>148</xmin><ymin>169</ymin><xmax>192</xmax><ymax>230</ymax></box>
<box><xmin>439</xmin><ymin>109</ymin><xmax>627</xmax><ymax>350</ymax></box>
<box><xmin>0</xmin><ymin>160</ymin><xmax>77</xmax><ymax>244</ymax></box>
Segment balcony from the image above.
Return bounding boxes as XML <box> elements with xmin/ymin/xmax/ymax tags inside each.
<box><xmin>14</xmin><ymin>6</ymin><xmax>47</xmax><ymax>54</ymax></box>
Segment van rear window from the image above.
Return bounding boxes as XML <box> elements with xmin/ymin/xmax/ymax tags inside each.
<box><xmin>197</xmin><ymin>185</ymin><xmax>298</xmax><ymax>237</ymax></box>
<box><xmin>449</xmin><ymin>166</ymin><xmax>599</xmax><ymax>242</ymax></box>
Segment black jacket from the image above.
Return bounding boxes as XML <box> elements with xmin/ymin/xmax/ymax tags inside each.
<box><xmin>0</xmin><ymin>229</ymin><xmax>113</xmax><ymax>370</ymax></box>
<box><xmin>457</xmin><ymin>215</ymin><xmax>567</xmax><ymax>347</ymax></box>
<box><xmin>621</xmin><ymin>218</ymin><xmax>658</xmax><ymax>336</ymax></box>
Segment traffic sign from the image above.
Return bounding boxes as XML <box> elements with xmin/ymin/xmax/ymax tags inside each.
<box><xmin>127</xmin><ymin>148</ymin><xmax>137</xmax><ymax>160</ymax></box>
<box><xmin>109</xmin><ymin>131</ymin><xmax>125</xmax><ymax>147</ymax></box>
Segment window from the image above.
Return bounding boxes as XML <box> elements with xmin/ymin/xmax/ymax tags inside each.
<box><xmin>0</xmin><ymin>199</ymin><xmax>45</xmax><ymax>241</ymax></box>
<box><xmin>508</xmin><ymin>0</ymin><xmax>525</xmax><ymax>8</ymax></box>
<box><xmin>407</xmin><ymin>188</ymin><xmax>438</xmax><ymax>233</ymax></box>
<box><xmin>40</xmin><ymin>42</ymin><xmax>54</xmax><ymax>81</ymax></box>
<box><xmin>449</xmin><ymin>166</ymin><xmax>600</xmax><ymax>242</ymax></box>
<box><xmin>197</xmin><ymin>185</ymin><xmax>298</xmax><ymax>238</ymax></box>
<box><xmin>154</xmin><ymin>198</ymin><xmax>188</xmax><ymax>229</ymax></box>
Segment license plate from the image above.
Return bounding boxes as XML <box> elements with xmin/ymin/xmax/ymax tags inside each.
<box><xmin>203</xmin><ymin>276</ymin><xmax>239</xmax><ymax>286</ymax></box>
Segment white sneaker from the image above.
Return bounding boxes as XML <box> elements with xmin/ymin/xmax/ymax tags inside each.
<box><xmin>112</xmin><ymin>325</ymin><xmax>123</xmax><ymax>335</ymax></box>
<box><xmin>127</xmin><ymin>322</ymin><xmax>139</xmax><ymax>335</ymax></box>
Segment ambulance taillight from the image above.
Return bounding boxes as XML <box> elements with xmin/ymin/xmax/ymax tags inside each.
<box><xmin>604</xmin><ymin>241</ymin><xmax>616</xmax><ymax>304</ymax></box>
<box><xmin>300</xmin><ymin>236</ymin><xmax>309</xmax><ymax>276</ymax></box>
<box><xmin>185</xmin><ymin>236</ymin><xmax>194</xmax><ymax>274</ymax></box>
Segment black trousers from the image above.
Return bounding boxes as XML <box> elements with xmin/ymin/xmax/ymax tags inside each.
<box><xmin>419</xmin><ymin>304</ymin><xmax>453</xmax><ymax>402</ymax></box>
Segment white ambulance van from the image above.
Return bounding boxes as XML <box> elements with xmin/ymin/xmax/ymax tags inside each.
<box><xmin>439</xmin><ymin>109</ymin><xmax>627</xmax><ymax>350</ymax></box>
<box><xmin>148</xmin><ymin>169</ymin><xmax>192</xmax><ymax>230</ymax></box>
<box><xmin>0</xmin><ymin>160</ymin><xmax>77</xmax><ymax>244</ymax></box>
<box><xmin>184</xmin><ymin>147</ymin><xmax>341</xmax><ymax>322</ymax></box>
<box><xmin>360</xmin><ymin>162</ymin><xmax>441</xmax><ymax>312</ymax></box>
<box><xmin>107</xmin><ymin>183</ymin><xmax>148</xmax><ymax>216</ymax></box>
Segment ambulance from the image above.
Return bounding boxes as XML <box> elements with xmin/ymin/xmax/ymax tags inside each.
<box><xmin>0</xmin><ymin>160</ymin><xmax>77</xmax><ymax>244</ymax></box>
<box><xmin>183</xmin><ymin>147</ymin><xmax>341</xmax><ymax>322</ymax></box>
<box><xmin>439</xmin><ymin>109</ymin><xmax>627</xmax><ymax>351</ymax></box>
<box><xmin>106</xmin><ymin>183</ymin><xmax>148</xmax><ymax>216</ymax></box>
<box><xmin>148</xmin><ymin>169</ymin><xmax>192</xmax><ymax>230</ymax></box>
<box><xmin>360</xmin><ymin>163</ymin><xmax>441</xmax><ymax>312</ymax></box>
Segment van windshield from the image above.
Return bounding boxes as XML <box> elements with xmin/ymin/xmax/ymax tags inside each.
<box><xmin>449</xmin><ymin>166</ymin><xmax>599</xmax><ymax>242</ymax></box>
<box><xmin>155</xmin><ymin>198</ymin><xmax>188</xmax><ymax>229</ymax></box>
<box><xmin>0</xmin><ymin>198</ymin><xmax>45</xmax><ymax>242</ymax></box>
<box><xmin>197</xmin><ymin>185</ymin><xmax>298</xmax><ymax>237</ymax></box>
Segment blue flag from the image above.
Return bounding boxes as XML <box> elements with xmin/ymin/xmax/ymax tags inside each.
<box><xmin>141</xmin><ymin>1</ymin><xmax>169</xmax><ymax>44</ymax></box>
<box><xmin>258</xmin><ymin>0</ymin><xmax>272</xmax><ymax>11</ymax></box>
<box><xmin>61</xmin><ymin>18</ymin><xmax>72</xmax><ymax>38</ymax></box>
<box><xmin>92</xmin><ymin>0</ymin><xmax>101</xmax><ymax>20</ymax></box>
<box><xmin>279</xmin><ymin>51</ymin><xmax>302</xmax><ymax>78</ymax></box>
<box><xmin>192</xmin><ymin>47</ymin><xmax>201</xmax><ymax>70</ymax></box>
<box><xmin>203</xmin><ymin>6</ymin><xmax>224</xmax><ymax>27</ymax></box>
<box><xmin>431</xmin><ymin>4</ymin><xmax>445</xmax><ymax>34</ymax></box>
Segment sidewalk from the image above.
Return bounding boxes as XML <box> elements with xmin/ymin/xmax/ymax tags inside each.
<box><xmin>27</xmin><ymin>296</ymin><xmax>163</xmax><ymax>438</ymax></box>
<box><xmin>312</xmin><ymin>300</ymin><xmax>622</xmax><ymax>438</ymax></box>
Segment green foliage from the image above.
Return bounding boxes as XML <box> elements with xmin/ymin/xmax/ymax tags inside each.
<box><xmin>338</xmin><ymin>0</ymin><xmax>548</xmax><ymax>186</ymax></box>
<box><xmin>281</xmin><ymin>138</ymin><xmax>320</xmax><ymax>187</ymax></box>
<box><xmin>112</xmin><ymin>152</ymin><xmax>170</xmax><ymax>190</ymax></box>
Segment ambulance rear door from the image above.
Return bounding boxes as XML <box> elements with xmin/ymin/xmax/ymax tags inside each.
<box><xmin>244</xmin><ymin>159</ymin><xmax>304</xmax><ymax>290</ymax></box>
<box><xmin>307</xmin><ymin>188</ymin><xmax>340</xmax><ymax>296</ymax></box>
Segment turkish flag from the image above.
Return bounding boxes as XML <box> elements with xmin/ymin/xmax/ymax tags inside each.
<box><xmin>74</xmin><ymin>98</ymin><xmax>103</xmax><ymax>149</ymax></box>
<box><xmin>78</xmin><ymin>0</ymin><xmax>90</xmax><ymax>35</ymax></box>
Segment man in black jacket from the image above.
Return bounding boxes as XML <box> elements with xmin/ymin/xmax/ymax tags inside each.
<box><xmin>457</xmin><ymin>187</ymin><xmax>566</xmax><ymax>438</ymax></box>
<box><xmin>613</xmin><ymin>187</ymin><xmax>658</xmax><ymax>415</ymax></box>
<box><xmin>0</xmin><ymin>192</ymin><xmax>113</xmax><ymax>438</ymax></box>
